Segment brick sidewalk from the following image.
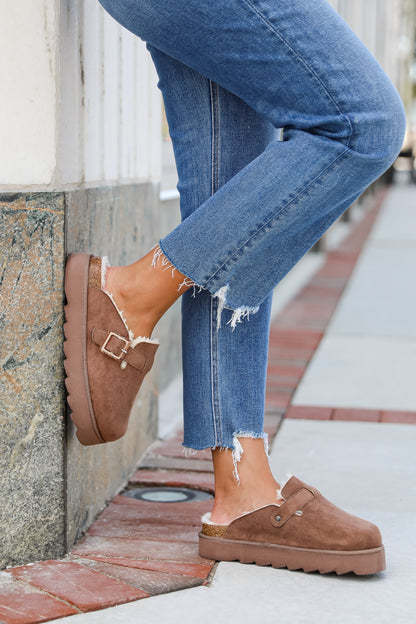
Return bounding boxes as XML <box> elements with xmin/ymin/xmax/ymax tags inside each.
<box><xmin>1</xmin><ymin>185</ymin><xmax>415</xmax><ymax>624</ymax></box>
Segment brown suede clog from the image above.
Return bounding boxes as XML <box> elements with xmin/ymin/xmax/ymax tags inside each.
<box><xmin>64</xmin><ymin>253</ymin><xmax>159</xmax><ymax>445</ymax></box>
<box><xmin>199</xmin><ymin>476</ymin><xmax>385</xmax><ymax>575</ymax></box>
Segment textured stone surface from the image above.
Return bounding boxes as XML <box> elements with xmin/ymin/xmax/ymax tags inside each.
<box><xmin>0</xmin><ymin>193</ymin><xmax>66</xmax><ymax>569</ymax></box>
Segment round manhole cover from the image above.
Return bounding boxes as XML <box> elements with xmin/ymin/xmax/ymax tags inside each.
<box><xmin>122</xmin><ymin>486</ymin><xmax>213</xmax><ymax>503</ymax></box>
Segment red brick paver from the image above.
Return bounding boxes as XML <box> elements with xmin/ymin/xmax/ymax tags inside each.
<box><xmin>0</xmin><ymin>576</ymin><xmax>77</xmax><ymax>624</ymax></box>
<box><xmin>140</xmin><ymin>456</ymin><xmax>213</xmax><ymax>472</ymax></box>
<box><xmin>102</xmin><ymin>495</ymin><xmax>212</xmax><ymax>526</ymax></box>
<box><xmin>286</xmin><ymin>406</ymin><xmax>416</xmax><ymax>424</ymax></box>
<box><xmin>9</xmin><ymin>561</ymin><xmax>147</xmax><ymax>613</ymax></box>
<box><xmin>71</xmin><ymin>558</ymin><xmax>204</xmax><ymax>594</ymax></box>
<box><xmin>286</xmin><ymin>406</ymin><xmax>333</xmax><ymax>420</ymax></box>
<box><xmin>380</xmin><ymin>411</ymin><xmax>416</xmax><ymax>424</ymax></box>
<box><xmin>129</xmin><ymin>469</ymin><xmax>215</xmax><ymax>493</ymax></box>
<box><xmin>265</xmin><ymin>390</ymin><xmax>293</xmax><ymax>408</ymax></box>
<box><xmin>332</xmin><ymin>408</ymin><xmax>380</xmax><ymax>422</ymax></box>
<box><xmin>150</xmin><ymin>441</ymin><xmax>212</xmax><ymax>460</ymax></box>
<box><xmin>79</xmin><ymin>556</ymin><xmax>213</xmax><ymax>579</ymax></box>
<box><xmin>72</xmin><ymin>535</ymin><xmax>212</xmax><ymax>564</ymax></box>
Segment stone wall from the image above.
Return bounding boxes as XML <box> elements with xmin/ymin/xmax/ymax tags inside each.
<box><xmin>0</xmin><ymin>193</ymin><xmax>66</xmax><ymax>568</ymax></box>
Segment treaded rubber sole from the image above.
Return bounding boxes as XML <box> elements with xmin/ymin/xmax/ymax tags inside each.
<box><xmin>199</xmin><ymin>532</ymin><xmax>386</xmax><ymax>575</ymax></box>
<box><xmin>63</xmin><ymin>253</ymin><xmax>104</xmax><ymax>445</ymax></box>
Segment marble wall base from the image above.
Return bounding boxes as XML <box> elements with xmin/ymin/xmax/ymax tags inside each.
<box><xmin>0</xmin><ymin>193</ymin><xmax>66</xmax><ymax>568</ymax></box>
<box><xmin>0</xmin><ymin>183</ymin><xmax>181</xmax><ymax>568</ymax></box>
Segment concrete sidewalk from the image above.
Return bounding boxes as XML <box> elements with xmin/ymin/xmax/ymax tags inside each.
<box><xmin>49</xmin><ymin>181</ymin><xmax>416</xmax><ymax>624</ymax></box>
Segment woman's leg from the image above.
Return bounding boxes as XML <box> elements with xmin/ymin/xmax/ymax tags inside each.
<box><xmin>99</xmin><ymin>0</ymin><xmax>405</xmax><ymax>321</ymax></box>
<box><xmin>98</xmin><ymin>0</ymin><xmax>405</xmax><ymax>519</ymax></box>
<box><xmin>146</xmin><ymin>49</ymin><xmax>281</xmax><ymax>521</ymax></box>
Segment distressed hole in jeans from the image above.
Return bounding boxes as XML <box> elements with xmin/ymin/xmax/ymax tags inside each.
<box><xmin>213</xmin><ymin>284</ymin><xmax>260</xmax><ymax>330</ymax></box>
<box><xmin>231</xmin><ymin>432</ymin><xmax>269</xmax><ymax>484</ymax></box>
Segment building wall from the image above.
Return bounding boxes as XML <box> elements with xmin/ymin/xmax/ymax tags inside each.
<box><xmin>0</xmin><ymin>0</ymin><xmax>161</xmax><ymax>190</ymax></box>
<box><xmin>59</xmin><ymin>0</ymin><xmax>161</xmax><ymax>186</ymax></box>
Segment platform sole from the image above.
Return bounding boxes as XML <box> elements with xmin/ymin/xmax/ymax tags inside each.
<box><xmin>63</xmin><ymin>253</ymin><xmax>104</xmax><ymax>445</ymax></box>
<box><xmin>199</xmin><ymin>532</ymin><xmax>386</xmax><ymax>575</ymax></box>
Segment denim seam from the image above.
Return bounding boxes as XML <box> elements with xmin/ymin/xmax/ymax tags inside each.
<box><xmin>205</xmin><ymin>145</ymin><xmax>351</xmax><ymax>291</ymax></box>
<box><xmin>239</xmin><ymin>0</ymin><xmax>354</xmax><ymax>147</ymax></box>
<box><xmin>209</xmin><ymin>79</ymin><xmax>222</xmax><ymax>446</ymax></box>
<box><xmin>210</xmin><ymin>296</ymin><xmax>222</xmax><ymax>446</ymax></box>
<box><xmin>209</xmin><ymin>80</ymin><xmax>221</xmax><ymax>195</ymax></box>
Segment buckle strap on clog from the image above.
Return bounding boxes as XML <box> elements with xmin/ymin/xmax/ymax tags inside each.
<box><xmin>271</xmin><ymin>487</ymin><xmax>315</xmax><ymax>528</ymax></box>
<box><xmin>92</xmin><ymin>328</ymin><xmax>147</xmax><ymax>372</ymax></box>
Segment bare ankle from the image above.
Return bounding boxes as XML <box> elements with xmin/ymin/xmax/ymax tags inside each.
<box><xmin>210</xmin><ymin>485</ymin><xmax>283</xmax><ymax>525</ymax></box>
<box><xmin>102</xmin><ymin>251</ymin><xmax>192</xmax><ymax>339</ymax></box>
<box><xmin>210</xmin><ymin>439</ymin><xmax>283</xmax><ymax>525</ymax></box>
<box><xmin>105</xmin><ymin>264</ymin><xmax>158</xmax><ymax>338</ymax></box>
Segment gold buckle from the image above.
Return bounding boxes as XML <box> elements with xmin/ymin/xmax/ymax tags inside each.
<box><xmin>100</xmin><ymin>332</ymin><xmax>129</xmax><ymax>361</ymax></box>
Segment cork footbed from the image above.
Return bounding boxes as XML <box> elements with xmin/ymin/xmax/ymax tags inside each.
<box><xmin>201</xmin><ymin>523</ymin><xmax>228</xmax><ymax>538</ymax></box>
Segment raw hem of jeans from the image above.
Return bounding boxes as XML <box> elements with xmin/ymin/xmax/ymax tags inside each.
<box><xmin>156</xmin><ymin>242</ymin><xmax>260</xmax><ymax>328</ymax></box>
<box><xmin>152</xmin><ymin>242</ymin><xmax>204</xmax><ymax>294</ymax></box>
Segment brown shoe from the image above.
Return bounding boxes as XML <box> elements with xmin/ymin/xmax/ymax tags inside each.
<box><xmin>64</xmin><ymin>253</ymin><xmax>159</xmax><ymax>445</ymax></box>
<box><xmin>199</xmin><ymin>476</ymin><xmax>385</xmax><ymax>575</ymax></box>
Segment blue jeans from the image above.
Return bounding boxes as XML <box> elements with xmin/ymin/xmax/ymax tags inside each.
<box><xmin>99</xmin><ymin>0</ymin><xmax>405</xmax><ymax>456</ymax></box>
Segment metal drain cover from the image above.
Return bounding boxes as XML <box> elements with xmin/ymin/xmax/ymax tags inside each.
<box><xmin>123</xmin><ymin>486</ymin><xmax>212</xmax><ymax>503</ymax></box>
